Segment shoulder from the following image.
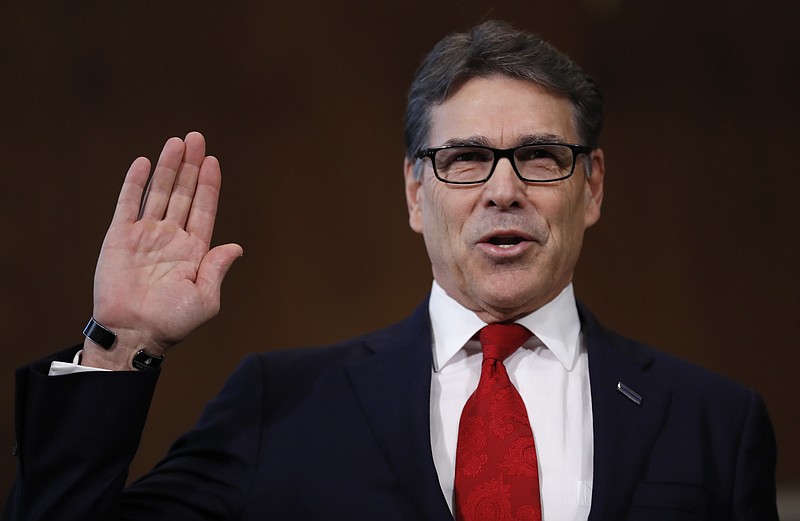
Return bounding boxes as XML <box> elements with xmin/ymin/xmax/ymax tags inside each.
<box><xmin>579</xmin><ymin>303</ymin><xmax>758</xmax><ymax>405</ymax></box>
<box><xmin>229</xmin><ymin>299</ymin><xmax>432</xmax><ymax>389</ymax></box>
<box><xmin>580</xmin><ymin>303</ymin><xmax>777</xmax><ymax>470</ymax></box>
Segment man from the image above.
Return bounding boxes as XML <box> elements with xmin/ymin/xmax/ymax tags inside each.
<box><xmin>4</xmin><ymin>20</ymin><xmax>778</xmax><ymax>521</ymax></box>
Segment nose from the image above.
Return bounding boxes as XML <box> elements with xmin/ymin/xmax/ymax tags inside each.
<box><xmin>482</xmin><ymin>157</ymin><xmax>526</xmax><ymax>209</ymax></box>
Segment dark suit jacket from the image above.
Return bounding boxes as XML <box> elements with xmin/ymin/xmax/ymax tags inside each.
<box><xmin>4</xmin><ymin>302</ymin><xmax>778</xmax><ymax>520</ymax></box>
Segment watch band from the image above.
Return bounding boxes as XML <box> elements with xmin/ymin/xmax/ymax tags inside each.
<box><xmin>83</xmin><ymin>317</ymin><xmax>116</xmax><ymax>349</ymax></box>
<box><xmin>132</xmin><ymin>350</ymin><xmax>164</xmax><ymax>371</ymax></box>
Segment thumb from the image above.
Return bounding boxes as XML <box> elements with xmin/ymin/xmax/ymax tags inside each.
<box><xmin>196</xmin><ymin>242</ymin><xmax>244</xmax><ymax>299</ymax></box>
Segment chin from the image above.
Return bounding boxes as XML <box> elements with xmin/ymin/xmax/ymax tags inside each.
<box><xmin>477</xmin><ymin>275</ymin><xmax>563</xmax><ymax>312</ymax></box>
<box><xmin>474</xmin><ymin>286</ymin><xmax>539</xmax><ymax>315</ymax></box>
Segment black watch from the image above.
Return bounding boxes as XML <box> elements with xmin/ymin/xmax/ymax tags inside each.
<box><xmin>132</xmin><ymin>350</ymin><xmax>164</xmax><ymax>371</ymax></box>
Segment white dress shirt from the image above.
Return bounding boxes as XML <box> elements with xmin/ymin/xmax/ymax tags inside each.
<box><xmin>428</xmin><ymin>281</ymin><xmax>593</xmax><ymax>521</ymax></box>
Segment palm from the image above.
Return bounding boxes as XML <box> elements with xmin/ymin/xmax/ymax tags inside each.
<box><xmin>91</xmin><ymin>133</ymin><xmax>242</xmax><ymax>355</ymax></box>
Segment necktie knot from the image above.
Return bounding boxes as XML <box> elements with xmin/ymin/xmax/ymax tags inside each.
<box><xmin>479</xmin><ymin>323</ymin><xmax>533</xmax><ymax>362</ymax></box>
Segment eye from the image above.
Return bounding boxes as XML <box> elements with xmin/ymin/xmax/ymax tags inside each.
<box><xmin>435</xmin><ymin>147</ymin><xmax>492</xmax><ymax>170</ymax></box>
<box><xmin>448</xmin><ymin>147</ymin><xmax>492</xmax><ymax>163</ymax></box>
<box><xmin>515</xmin><ymin>145</ymin><xmax>572</xmax><ymax>169</ymax></box>
<box><xmin>516</xmin><ymin>146</ymin><xmax>557</xmax><ymax>161</ymax></box>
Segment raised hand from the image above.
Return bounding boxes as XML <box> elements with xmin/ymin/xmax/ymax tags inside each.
<box><xmin>82</xmin><ymin>132</ymin><xmax>243</xmax><ymax>370</ymax></box>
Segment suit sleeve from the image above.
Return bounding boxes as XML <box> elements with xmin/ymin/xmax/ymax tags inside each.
<box><xmin>4</xmin><ymin>351</ymin><xmax>267</xmax><ymax>521</ymax></box>
<box><xmin>732</xmin><ymin>390</ymin><xmax>779</xmax><ymax>520</ymax></box>
<box><xmin>117</xmin><ymin>354</ymin><xmax>266</xmax><ymax>520</ymax></box>
<box><xmin>3</xmin><ymin>347</ymin><xmax>159</xmax><ymax>521</ymax></box>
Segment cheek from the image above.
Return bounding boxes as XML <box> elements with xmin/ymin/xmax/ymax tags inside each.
<box><xmin>422</xmin><ymin>190</ymin><xmax>468</xmax><ymax>257</ymax></box>
<box><xmin>540</xmin><ymin>187</ymin><xmax>586</xmax><ymax>250</ymax></box>
<box><xmin>425</xmin><ymin>198</ymin><xmax>453</xmax><ymax>246</ymax></box>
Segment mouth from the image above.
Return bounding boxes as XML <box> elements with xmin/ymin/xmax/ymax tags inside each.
<box><xmin>477</xmin><ymin>230</ymin><xmax>536</xmax><ymax>256</ymax></box>
<box><xmin>486</xmin><ymin>235</ymin><xmax>526</xmax><ymax>248</ymax></box>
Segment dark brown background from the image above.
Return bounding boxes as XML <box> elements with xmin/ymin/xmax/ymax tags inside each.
<box><xmin>2</xmin><ymin>0</ymin><xmax>798</xmax><ymax>506</ymax></box>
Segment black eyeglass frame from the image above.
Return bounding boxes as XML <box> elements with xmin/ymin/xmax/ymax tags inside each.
<box><xmin>415</xmin><ymin>143</ymin><xmax>593</xmax><ymax>185</ymax></box>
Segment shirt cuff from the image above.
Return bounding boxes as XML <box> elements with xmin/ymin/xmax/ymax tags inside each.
<box><xmin>49</xmin><ymin>350</ymin><xmax>111</xmax><ymax>376</ymax></box>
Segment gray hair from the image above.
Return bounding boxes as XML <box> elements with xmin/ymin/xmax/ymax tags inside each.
<box><xmin>404</xmin><ymin>20</ymin><xmax>603</xmax><ymax>177</ymax></box>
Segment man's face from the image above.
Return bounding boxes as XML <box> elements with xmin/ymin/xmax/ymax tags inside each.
<box><xmin>404</xmin><ymin>75</ymin><xmax>605</xmax><ymax>322</ymax></box>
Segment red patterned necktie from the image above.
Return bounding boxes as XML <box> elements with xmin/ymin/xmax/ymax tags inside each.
<box><xmin>454</xmin><ymin>323</ymin><xmax>542</xmax><ymax>521</ymax></box>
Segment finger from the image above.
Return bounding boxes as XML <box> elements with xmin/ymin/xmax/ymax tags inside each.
<box><xmin>185</xmin><ymin>155</ymin><xmax>223</xmax><ymax>246</ymax></box>
<box><xmin>139</xmin><ymin>137</ymin><xmax>186</xmax><ymax>220</ymax></box>
<box><xmin>110</xmin><ymin>156</ymin><xmax>152</xmax><ymax>226</ymax></box>
<box><xmin>196</xmin><ymin>242</ymin><xmax>244</xmax><ymax>310</ymax></box>
<box><xmin>164</xmin><ymin>131</ymin><xmax>206</xmax><ymax>227</ymax></box>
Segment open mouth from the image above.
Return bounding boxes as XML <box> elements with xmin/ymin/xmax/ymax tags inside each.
<box><xmin>487</xmin><ymin>236</ymin><xmax>525</xmax><ymax>247</ymax></box>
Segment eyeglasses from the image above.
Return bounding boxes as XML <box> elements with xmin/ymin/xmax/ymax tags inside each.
<box><xmin>415</xmin><ymin>143</ymin><xmax>592</xmax><ymax>184</ymax></box>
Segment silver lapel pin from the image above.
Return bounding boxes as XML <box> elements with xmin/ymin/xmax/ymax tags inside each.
<box><xmin>617</xmin><ymin>382</ymin><xmax>642</xmax><ymax>405</ymax></box>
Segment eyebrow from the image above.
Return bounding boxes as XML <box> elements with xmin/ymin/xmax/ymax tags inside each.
<box><xmin>437</xmin><ymin>133</ymin><xmax>570</xmax><ymax>148</ymax></box>
<box><xmin>515</xmin><ymin>133</ymin><xmax>570</xmax><ymax>146</ymax></box>
<box><xmin>440</xmin><ymin>135</ymin><xmax>493</xmax><ymax>147</ymax></box>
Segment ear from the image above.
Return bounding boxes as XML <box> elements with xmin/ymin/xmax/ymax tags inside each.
<box><xmin>583</xmin><ymin>148</ymin><xmax>605</xmax><ymax>228</ymax></box>
<box><xmin>404</xmin><ymin>157</ymin><xmax>424</xmax><ymax>234</ymax></box>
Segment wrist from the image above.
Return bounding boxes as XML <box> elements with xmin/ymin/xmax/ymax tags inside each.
<box><xmin>80</xmin><ymin>341</ymin><xmax>137</xmax><ymax>371</ymax></box>
<box><xmin>81</xmin><ymin>318</ymin><xmax>165</xmax><ymax>371</ymax></box>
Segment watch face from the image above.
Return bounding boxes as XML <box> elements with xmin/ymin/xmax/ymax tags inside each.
<box><xmin>133</xmin><ymin>350</ymin><xmax>163</xmax><ymax>371</ymax></box>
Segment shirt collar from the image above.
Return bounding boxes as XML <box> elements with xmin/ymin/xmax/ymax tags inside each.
<box><xmin>429</xmin><ymin>281</ymin><xmax>582</xmax><ymax>372</ymax></box>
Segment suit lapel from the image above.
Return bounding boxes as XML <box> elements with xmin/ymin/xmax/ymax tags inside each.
<box><xmin>580</xmin><ymin>306</ymin><xmax>673</xmax><ymax>520</ymax></box>
<box><xmin>345</xmin><ymin>300</ymin><xmax>453</xmax><ymax>520</ymax></box>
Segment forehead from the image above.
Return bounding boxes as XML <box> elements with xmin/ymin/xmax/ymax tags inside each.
<box><xmin>428</xmin><ymin>75</ymin><xmax>578</xmax><ymax>147</ymax></box>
